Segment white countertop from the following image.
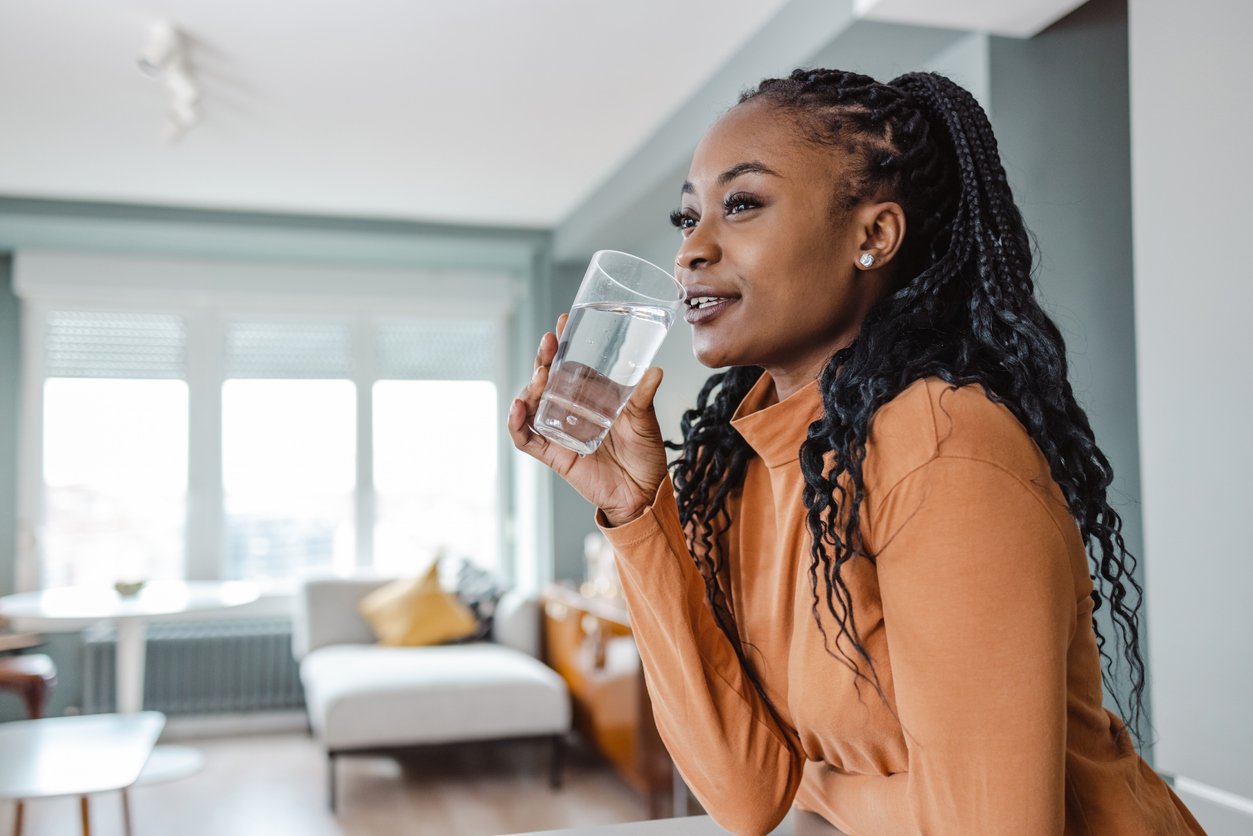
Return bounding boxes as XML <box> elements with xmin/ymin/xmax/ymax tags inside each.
<box><xmin>507</xmin><ymin>808</ymin><xmax>845</xmax><ymax>835</ymax></box>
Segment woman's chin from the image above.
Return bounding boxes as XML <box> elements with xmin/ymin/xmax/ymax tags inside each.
<box><xmin>691</xmin><ymin>341</ymin><xmax>742</xmax><ymax>370</ymax></box>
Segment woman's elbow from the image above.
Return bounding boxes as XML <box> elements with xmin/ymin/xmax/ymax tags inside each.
<box><xmin>684</xmin><ymin>761</ymin><xmax>800</xmax><ymax>835</ymax></box>
<box><xmin>703</xmin><ymin>796</ymin><xmax>793</xmax><ymax>836</ymax></box>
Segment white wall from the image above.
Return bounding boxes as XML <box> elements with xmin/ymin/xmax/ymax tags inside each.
<box><xmin>1130</xmin><ymin>1</ymin><xmax>1253</xmax><ymax>831</ymax></box>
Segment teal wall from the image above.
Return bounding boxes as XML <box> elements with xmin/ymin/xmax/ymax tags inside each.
<box><xmin>0</xmin><ymin>254</ymin><xmax>77</xmax><ymax>724</ymax></box>
<box><xmin>0</xmin><ymin>255</ymin><xmax>17</xmax><ymax>601</ymax></box>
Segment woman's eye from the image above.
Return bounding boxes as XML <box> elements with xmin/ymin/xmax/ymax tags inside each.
<box><xmin>724</xmin><ymin>193</ymin><xmax>760</xmax><ymax>215</ymax></box>
<box><xmin>669</xmin><ymin>209</ymin><xmax>697</xmax><ymax>231</ymax></box>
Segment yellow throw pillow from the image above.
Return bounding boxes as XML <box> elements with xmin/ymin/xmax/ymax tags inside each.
<box><xmin>357</xmin><ymin>563</ymin><xmax>479</xmax><ymax>647</ymax></box>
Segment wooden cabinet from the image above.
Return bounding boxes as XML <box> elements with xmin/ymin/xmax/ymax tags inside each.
<box><xmin>541</xmin><ymin>583</ymin><xmax>678</xmax><ymax>818</ymax></box>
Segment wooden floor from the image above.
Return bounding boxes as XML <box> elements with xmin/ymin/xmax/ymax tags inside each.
<box><xmin>1</xmin><ymin>732</ymin><xmax>651</xmax><ymax>836</ymax></box>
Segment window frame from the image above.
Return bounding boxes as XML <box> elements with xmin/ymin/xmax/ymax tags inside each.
<box><xmin>14</xmin><ymin>253</ymin><xmax>517</xmax><ymax>592</ymax></box>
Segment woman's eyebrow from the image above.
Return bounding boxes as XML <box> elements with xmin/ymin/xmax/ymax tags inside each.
<box><xmin>682</xmin><ymin>160</ymin><xmax>782</xmax><ymax>194</ymax></box>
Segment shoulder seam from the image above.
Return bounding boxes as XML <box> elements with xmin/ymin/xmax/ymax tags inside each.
<box><xmin>866</xmin><ymin>377</ymin><xmax>944</xmax><ymax>495</ymax></box>
<box><xmin>922</xmin><ymin>377</ymin><xmax>943</xmax><ymax>453</ymax></box>
<box><xmin>874</xmin><ymin>454</ymin><xmax>1074</xmax><ymax>550</ymax></box>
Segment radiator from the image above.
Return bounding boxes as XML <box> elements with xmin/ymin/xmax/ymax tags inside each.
<box><xmin>82</xmin><ymin>619</ymin><xmax>306</xmax><ymax>716</ymax></box>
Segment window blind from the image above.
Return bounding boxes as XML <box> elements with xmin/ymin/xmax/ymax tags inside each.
<box><xmin>375</xmin><ymin>320</ymin><xmax>496</xmax><ymax>381</ymax></box>
<box><xmin>44</xmin><ymin>310</ymin><xmax>187</xmax><ymax>379</ymax></box>
<box><xmin>225</xmin><ymin>320</ymin><xmax>353</xmax><ymax>379</ymax></box>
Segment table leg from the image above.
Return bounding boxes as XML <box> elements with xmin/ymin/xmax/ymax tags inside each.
<box><xmin>115</xmin><ymin>619</ymin><xmax>147</xmax><ymax>714</ymax></box>
<box><xmin>672</xmin><ymin>763</ymin><xmax>689</xmax><ymax>817</ymax></box>
<box><xmin>12</xmin><ymin>799</ymin><xmax>23</xmax><ymax>836</ymax></box>
<box><xmin>79</xmin><ymin>796</ymin><xmax>91</xmax><ymax>836</ymax></box>
<box><xmin>121</xmin><ymin>788</ymin><xmax>133</xmax><ymax>836</ymax></box>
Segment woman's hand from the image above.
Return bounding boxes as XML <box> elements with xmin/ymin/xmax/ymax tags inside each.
<box><xmin>507</xmin><ymin>313</ymin><xmax>669</xmax><ymax>527</ymax></box>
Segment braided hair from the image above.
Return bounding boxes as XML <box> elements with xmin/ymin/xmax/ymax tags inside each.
<box><xmin>666</xmin><ymin>69</ymin><xmax>1149</xmax><ymax>749</ymax></box>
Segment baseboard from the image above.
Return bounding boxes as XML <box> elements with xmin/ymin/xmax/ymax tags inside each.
<box><xmin>1172</xmin><ymin>776</ymin><xmax>1253</xmax><ymax>836</ymax></box>
<box><xmin>161</xmin><ymin>710</ymin><xmax>310</xmax><ymax>740</ymax></box>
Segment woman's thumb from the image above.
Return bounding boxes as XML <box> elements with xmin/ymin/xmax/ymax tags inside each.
<box><xmin>627</xmin><ymin>367</ymin><xmax>663</xmax><ymax>413</ymax></box>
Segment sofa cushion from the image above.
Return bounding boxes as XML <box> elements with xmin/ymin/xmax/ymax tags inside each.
<box><xmin>301</xmin><ymin>642</ymin><xmax>570</xmax><ymax>751</ymax></box>
<box><xmin>356</xmin><ymin>563</ymin><xmax>478</xmax><ymax>647</ymax></box>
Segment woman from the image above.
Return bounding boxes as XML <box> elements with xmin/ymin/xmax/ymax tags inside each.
<box><xmin>508</xmin><ymin>69</ymin><xmax>1204</xmax><ymax>835</ymax></box>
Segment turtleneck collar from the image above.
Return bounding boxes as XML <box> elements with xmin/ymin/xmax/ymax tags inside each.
<box><xmin>729</xmin><ymin>371</ymin><xmax>825</xmax><ymax>468</ymax></box>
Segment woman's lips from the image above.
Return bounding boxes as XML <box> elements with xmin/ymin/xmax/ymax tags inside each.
<box><xmin>683</xmin><ymin>297</ymin><xmax>738</xmax><ymax>325</ymax></box>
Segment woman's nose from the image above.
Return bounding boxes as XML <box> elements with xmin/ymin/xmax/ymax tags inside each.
<box><xmin>675</xmin><ymin>224</ymin><xmax>720</xmax><ymax>272</ymax></box>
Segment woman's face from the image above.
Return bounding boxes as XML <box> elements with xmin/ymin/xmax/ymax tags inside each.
<box><xmin>674</xmin><ymin>98</ymin><xmax>894</xmax><ymax>383</ymax></box>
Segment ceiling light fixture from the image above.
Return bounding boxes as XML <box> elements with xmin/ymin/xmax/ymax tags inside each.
<box><xmin>137</xmin><ymin>21</ymin><xmax>200</xmax><ymax>143</ymax></box>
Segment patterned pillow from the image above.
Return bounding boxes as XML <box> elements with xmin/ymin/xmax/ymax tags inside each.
<box><xmin>443</xmin><ymin>556</ymin><xmax>509</xmax><ymax>643</ymax></box>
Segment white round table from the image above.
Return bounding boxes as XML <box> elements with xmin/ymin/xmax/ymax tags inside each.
<box><xmin>0</xmin><ymin>580</ymin><xmax>260</xmax><ymax>714</ymax></box>
<box><xmin>0</xmin><ymin>580</ymin><xmax>259</xmax><ymax>785</ymax></box>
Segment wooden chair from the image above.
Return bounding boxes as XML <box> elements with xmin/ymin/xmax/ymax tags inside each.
<box><xmin>0</xmin><ymin>653</ymin><xmax>56</xmax><ymax>719</ymax></box>
<box><xmin>0</xmin><ymin>652</ymin><xmax>58</xmax><ymax>836</ymax></box>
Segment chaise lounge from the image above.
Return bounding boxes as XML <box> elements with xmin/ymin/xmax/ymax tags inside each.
<box><xmin>292</xmin><ymin>576</ymin><xmax>572</xmax><ymax>810</ymax></box>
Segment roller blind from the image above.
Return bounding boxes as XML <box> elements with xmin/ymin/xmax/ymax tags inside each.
<box><xmin>44</xmin><ymin>310</ymin><xmax>187</xmax><ymax>379</ymax></box>
<box><xmin>224</xmin><ymin>319</ymin><xmax>354</xmax><ymax>379</ymax></box>
<box><xmin>375</xmin><ymin>320</ymin><xmax>496</xmax><ymax>381</ymax></box>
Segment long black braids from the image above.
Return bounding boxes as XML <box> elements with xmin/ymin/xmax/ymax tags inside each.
<box><xmin>665</xmin><ymin>68</ymin><xmax>1149</xmax><ymax>749</ymax></box>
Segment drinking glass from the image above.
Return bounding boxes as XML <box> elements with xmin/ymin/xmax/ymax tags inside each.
<box><xmin>532</xmin><ymin>250</ymin><xmax>684</xmax><ymax>455</ymax></box>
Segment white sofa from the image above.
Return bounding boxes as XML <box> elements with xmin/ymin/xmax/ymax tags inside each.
<box><xmin>292</xmin><ymin>577</ymin><xmax>571</xmax><ymax>810</ymax></box>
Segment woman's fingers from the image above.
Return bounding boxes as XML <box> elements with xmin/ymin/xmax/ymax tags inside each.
<box><xmin>507</xmin><ymin>396</ymin><xmax>547</xmax><ymax>454</ymax></box>
<box><xmin>533</xmin><ymin>330</ymin><xmax>557</xmax><ymax>373</ymax></box>
<box><xmin>507</xmin><ymin>396</ymin><xmax>578</xmax><ymax>476</ymax></box>
<box><xmin>515</xmin><ymin>318</ymin><xmax>566</xmax><ymax>449</ymax></box>
<box><xmin>507</xmin><ymin>397</ymin><xmax>538</xmax><ymax>449</ymax></box>
<box><xmin>509</xmin><ymin>313</ymin><xmax>584</xmax><ymax>474</ymax></box>
<box><xmin>522</xmin><ymin>313</ymin><xmax>569</xmax><ymax>408</ymax></box>
<box><xmin>530</xmin><ymin>314</ymin><xmax>568</xmax><ymax>379</ymax></box>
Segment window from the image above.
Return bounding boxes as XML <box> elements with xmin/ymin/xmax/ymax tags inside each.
<box><xmin>223</xmin><ymin>379</ymin><xmax>356</xmax><ymax>580</ymax></box>
<box><xmin>43</xmin><ymin>378</ymin><xmax>188</xmax><ymax>587</ymax></box>
<box><xmin>18</xmin><ymin>263</ymin><xmax>512</xmax><ymax>591</ymax></box>
<box><xmin>38</xmin><ymin>312</ymin><xmax>189</xmax><ymax>587</ymax></box>
<box><xmin>221</xmin><ymin>319</ymin><xmax>359</xmax><ymax>580</ymax></box>
<box><xmin>371</xmin><ymin>320</ymin><xmax>501</xmax><ymax>575</ymax></box>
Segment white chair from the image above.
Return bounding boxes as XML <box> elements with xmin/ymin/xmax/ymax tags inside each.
<box><xmin>292</xmin><ymin>578</ymin><xmax>571</xmax><ymax>810</ymax></box>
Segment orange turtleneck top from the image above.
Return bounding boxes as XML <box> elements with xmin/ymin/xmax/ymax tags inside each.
<box><xmin>596</xmin><ymin>373</ymin><xmax>1204</xmax><ymax>836</ymax></box>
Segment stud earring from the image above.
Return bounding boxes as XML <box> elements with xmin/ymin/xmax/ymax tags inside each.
<box><xmin>859</xmin><ymin>252</ymin><xmax>876</xmax><ymax>268</ymax></box>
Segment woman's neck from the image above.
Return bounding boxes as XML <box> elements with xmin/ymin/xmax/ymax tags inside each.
<box><xmin>764</xmin><ymin>356</ymin><xmax>829</xmax><ymax>401</ymax></box>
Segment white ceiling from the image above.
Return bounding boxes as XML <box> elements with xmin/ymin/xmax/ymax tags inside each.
<box><xmin>0</xmin><ymin>0</ymin><xmax>790</xmax><ymax>228</ymax></box>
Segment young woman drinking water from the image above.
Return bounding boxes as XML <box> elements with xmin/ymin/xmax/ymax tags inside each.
<box><xmin>509</xmin><ymin>68</ymin><xmax>1203</xmax><ymax>835</ymax></box>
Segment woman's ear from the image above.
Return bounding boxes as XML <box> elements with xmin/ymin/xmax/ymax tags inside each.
<box><xmin>852</xmin><ymin>201</ymin><xmax>906</xmax><ymax>271</ymax></box>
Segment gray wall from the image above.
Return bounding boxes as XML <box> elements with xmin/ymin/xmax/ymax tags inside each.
<box><xmin>1130</xmin><ymin>0</ymin><xmax>1253</xmax><ymax>830</ymax></box>
<box><xmin>988</xmin><ymin>0</ymin><xmax>1147</xmax><ymax>744</ymax></box>
<box><xmin>0</xmin><ymin>255</ymin><xmax>16</xmax><ymax>601</ymax></box>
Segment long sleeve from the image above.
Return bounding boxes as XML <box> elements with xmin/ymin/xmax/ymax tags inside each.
<box><xmin>597</xmin><ymin>477</ymin><xmax>805</xmax><ymax>836</ymax></box>
<box><xmin>816</xmin><ymin>455</ymin><xmax>1077</xmax><ymax>835</ymax></box>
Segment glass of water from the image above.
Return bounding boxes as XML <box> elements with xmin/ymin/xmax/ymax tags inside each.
<box><xmin>533</xmin><ymin>250</ymin><xmax>684</xmax><ymax>455</ymax></box>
